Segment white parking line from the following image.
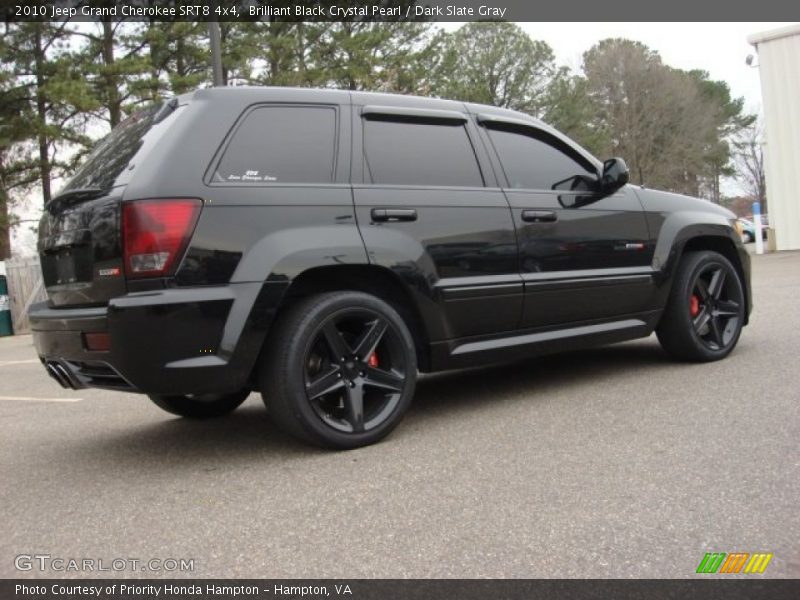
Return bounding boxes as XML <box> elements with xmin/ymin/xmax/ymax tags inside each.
<box><xmin>0</xmin><ymin>395</ymin><xmax>82</xmax><ymax>403</ymax></box>
<box><xmin>0</xmin><ymin>360</ymin><xmax>41</xmax><ymax>366</ymax></box>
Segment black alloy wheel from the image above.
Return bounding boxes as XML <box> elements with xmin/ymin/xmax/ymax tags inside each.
<box><xmin>304</xmin><ymin>308</ymin><xmax>407</xmax><ymax>434</ymax></box>
<box><xmin>657</xmin><ymin>250</ymin><xmax>745</xmax><ymax>362</ymax></box>
<box><xmin>687</xmin><ymin>262</ymin><xmax>743</xmax><ymax>351</ymax></box>
<box><xmin>260</xmin><ymin>291</ymin><xmax>417</xmax><ymax>449</ymax></box>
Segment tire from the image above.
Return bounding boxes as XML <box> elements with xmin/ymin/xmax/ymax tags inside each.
<box><xmin>656</xmin><ymin>250</ymin><xmax>745</xmax><ymax>362</ymax></box>
<box><xmin>148</xmin><ymin>389</ymin><xmax>250</xmax><ymax>419</ymax></box>
<box><xmin>259</xmin><ymin>291</ymin><xmax>417</xmax><ymax>449</ymax></box>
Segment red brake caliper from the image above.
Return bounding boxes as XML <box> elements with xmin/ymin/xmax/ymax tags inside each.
<box><xmin>689</xmin><ymin>294</ymin><xmax>701</xmax><ymax>317</ymax></box>
<box><xmin>367</xmin><ymin>353</ymin><xmax>379</xmax><ymax>368</ymax></box>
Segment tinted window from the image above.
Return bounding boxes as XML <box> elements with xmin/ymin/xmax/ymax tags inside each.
<box><xmin>486</xmin><ymin>125</ymin><xmax>595</xmax><ymax>190</ymax></box>
<box><xmin>63</xmin><ymin>102</ymin><xmax>175</xmax><ymax>193</ymax></box>
<box><xmin>215</xmin><ymin>106</ymin><xmax>337</xmax><ymax>184</ymax></box>
<box><xmin>363</xmin><ymin>117</ymin><xmax>483</xmax><ymax>187</ymax></box>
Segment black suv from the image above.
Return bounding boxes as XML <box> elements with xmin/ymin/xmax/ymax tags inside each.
<box><xmin>30</xmin><ymin>87</ymin><xmax>751</xmax><ymax>448</ymax></box>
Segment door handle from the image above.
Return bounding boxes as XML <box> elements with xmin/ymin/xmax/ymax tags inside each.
<box><xmin>371</xmin><ymin>208</ymin><xmax>418</xmax><ymax>222</ymax></box>
<box><xmin>521</xmin><ymin>210</ymin><xmax>557</xmax><ymax>223</ymax></box>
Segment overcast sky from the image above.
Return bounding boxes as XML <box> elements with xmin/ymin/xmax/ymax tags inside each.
<box><xmin>520</xmin><ymin>22</ymin><xmax>792</xmax><ymax>114</ymax></box>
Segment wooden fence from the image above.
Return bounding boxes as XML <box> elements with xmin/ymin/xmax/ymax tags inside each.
<box><xmin>4</xmin><ymin>256</ymin><xmax>47</xmax><ymax>334</ymax></box>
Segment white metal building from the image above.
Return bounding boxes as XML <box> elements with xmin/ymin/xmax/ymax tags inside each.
<box><xmin>748</xmin><ymin>24</ymin><xmax>800</xmax><ymax>251</ymax></box>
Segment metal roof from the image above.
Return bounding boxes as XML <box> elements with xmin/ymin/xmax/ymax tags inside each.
<box><xmin>748</xmin><ymin>23</ymin><xmax>800</xmax><ymax>46</ymax></box>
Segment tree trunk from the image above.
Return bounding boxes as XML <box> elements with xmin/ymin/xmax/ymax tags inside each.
<box><xmin>219</xmin><ymin>25</ymin><xmax>229</xmax><ymax>85</ymax></box>
<box><xmin>296</xmin><ymin>23</ymin><xmax>307</xmax><ymax>83</ymax></box>
<box><xmin>0</xmin><ymin>184</ymin><xmax>11</xmax><ymax>260</ymax></box>
<box><xmin>33</xmin><ymin>26</ymin><xmax>51</xmax><ymax>206</ymax></box>
<box><xmin>175</xmin><ymin>34</ymin><xmax>185</xmax><ymax>89</ymax></box>
<box><xmin>267</xmin><ymin>20</ymin><xmax>278</xmax><ymax>84</ymax></box>
<box><xmin>102</xmin><ymin>20</ymin><xmax>122</xmax><ymax>128</ymax></box>
<box><xmin>148</xmin><ymin>21</ymin><xmax>160</xmax><ymax>102</ymax></box>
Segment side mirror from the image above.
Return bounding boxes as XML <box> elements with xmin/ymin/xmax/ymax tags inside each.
<box><xmin>600</xmin><ymin>158</ymin><xmax>629</xmax><ymax>194</ymax></box>
<box><xmin>553</xmin><ymin>174</ymin><xmax>599</xmax><ymax>208</ymax></box>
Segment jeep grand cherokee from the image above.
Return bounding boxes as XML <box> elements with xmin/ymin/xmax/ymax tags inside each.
<box><xmin>30</xmin><ymin>87</ymin><xmax>751</xmax><ymax>449</ymax></box>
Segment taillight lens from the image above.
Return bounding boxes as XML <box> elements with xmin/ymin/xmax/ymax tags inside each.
<box><xmin>122</xmin><ymin>199</ymin><xmax>201</xmax><ymax>278</ymax></box>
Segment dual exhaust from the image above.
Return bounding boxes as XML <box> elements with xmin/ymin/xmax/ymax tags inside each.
<box><xmin>44</xmin><ymin>360</ymin><xmax>77</xmax><ymax>390</ymax></box>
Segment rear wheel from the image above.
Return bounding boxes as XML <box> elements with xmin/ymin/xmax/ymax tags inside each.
<box><xmin>260</xmin><ymin>291</ymin><xmax>417</xmax><ymax>449</ymax></box>
<box><xmin>148</xmin><ymin>389</ymin><xmax>250</xmax><ymax>419</ymax></box>
<box><xmin>656</xmin><ymin>250</ymin><xmax>745</xmax><ymax>362</ymax></box>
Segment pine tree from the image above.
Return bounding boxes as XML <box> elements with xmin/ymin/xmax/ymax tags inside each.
<box><xmin>309</xmin><ymin>22</ymin><xmax>436</xmax><ymax>92</ymax></box>
<box><xmin>430</xmin><ymin>22</ymin><xmax>557</xmax><ymax>116</ymax></box>
<box><xmin>5</xmin><ymin>22</ymin><xmax>96</xmax><ymax>207</ymax></box>
<box><xmin>70</xmin><ymin>20</ymin><xmax>153</xmax><ymax>128</ymax></box>
<box><xmin>0</xmin><ymin>26</ymin><xmax>39</xmax><ymax>258</ymax></box>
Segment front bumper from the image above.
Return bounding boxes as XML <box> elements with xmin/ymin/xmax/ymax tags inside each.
<box><xmin>29</xmin><ymin>282</ymin><xmax>286</xmax><ymax>395</ymax></box>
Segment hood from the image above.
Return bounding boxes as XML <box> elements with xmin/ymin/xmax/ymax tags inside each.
<box><xmin>633</xmin><ymin>186</ymin><xmax>736</xmax><ymax>220</ymax></box>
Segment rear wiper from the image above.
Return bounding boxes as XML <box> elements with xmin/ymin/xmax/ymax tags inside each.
<box><xmin>46</xmin><ymin>188</ymin><xmax>106</xmax><ymax>211</ymax></box>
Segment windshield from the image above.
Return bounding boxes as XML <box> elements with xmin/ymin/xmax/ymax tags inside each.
<box><xmin>60</xmin><ymin>102</ymin><xmax>168</xmax><ymax>194</ymax></box>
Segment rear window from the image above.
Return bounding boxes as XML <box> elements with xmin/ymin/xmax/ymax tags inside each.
<box><xmin>212</xmin><ymin>106</ymin><xmax>337</xmax><ymax>184</ymax></box>
<box><xmin>61</xmin><ymin>102</ymin><xmax>174</xmax><ymax>193</ymax></box>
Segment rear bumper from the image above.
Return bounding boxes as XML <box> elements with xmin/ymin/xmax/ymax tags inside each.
<box><xmin>29</xmin><ymin>282</ymin><xmax>288</xmax><ymax>395</ymax></box>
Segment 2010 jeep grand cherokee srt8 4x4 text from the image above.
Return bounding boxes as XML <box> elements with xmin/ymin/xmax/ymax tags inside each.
<box><xmin>30</xmin><ymin>87</ymin><xmax>751</xmax><ymax>449</ymax></box>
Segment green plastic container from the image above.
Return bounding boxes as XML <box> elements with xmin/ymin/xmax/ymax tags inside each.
<box><xmin>0</xmin><ymin>275</ymin><xmax>12</xmax><ymax>336</ymax></box>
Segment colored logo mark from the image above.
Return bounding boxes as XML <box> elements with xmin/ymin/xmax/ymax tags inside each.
<box><xmin>696</xmin><ymin>552</ymin><xmax>773</xmax><ymax>574</ymax></box>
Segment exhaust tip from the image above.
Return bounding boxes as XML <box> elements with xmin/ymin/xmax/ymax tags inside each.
<box><xmin>45</xmin><ymin>361</ymin><xmax>74</xmax><ymax>389</ymax></box>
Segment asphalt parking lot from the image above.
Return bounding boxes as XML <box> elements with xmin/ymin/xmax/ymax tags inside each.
<box><xmin>1</xmin><ymin>251</ymin><xmax>798</xmax><ymax>579</ymax></box>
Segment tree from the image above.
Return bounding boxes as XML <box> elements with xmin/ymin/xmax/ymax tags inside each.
<box><xmin>0</xmin><ymin>27</ymin><xmax>39</xmax><ymax>258</ymax></box>
<box><xmin>688</xmin><ymin>71</ymin><xmax>755</xmax><ymax>203</ymax></box>
<box><xmin>70</xmin><ymin>20</ymin><xmax>155</xmax><ymax>128</ymax></box>
<box><xmin>4</xmin><ymin>22</ymin><xmax>96</xmax><ymax>207</ymax></box>
<box><xmin>248</xmin><ymin>21</ymin><xmax>311</xmax><ymax>87</ymax></box>
<box><xmin>216</xmin><ymin>21</ymin><xmax>260</xmax><ymax>86</ymax></box>
<box><xmin>431</xmin><ymin>22</ymin><xmax>557</xmax><ymax>116</ymax></box>
<box><xmin>541</xmin><ymin>69</ymin><xmax>609</xmax><ymax>155</ymax></box>
<box><xmin>310</xmin><ymin>21</ymin><xmax>438</xmax><ymax>92</ymax></box>
<box><xmin>133</xmin><ymin>21</ymin><xmax>209</xmax><ymax>102</ymax></box>
<box><xmin>164</xmin><ymin>22</ymin><xmax>211</xmax><ymax>94</ymax></box>
<box><xmin>734</xmin><ymin>122</ymin><xmax>767</xmax><ymax>212</ymax></box>
<box><xmin>581</xmin><ymin>38</ymin><xmax>750</xmax><ymax>197</ymax></box>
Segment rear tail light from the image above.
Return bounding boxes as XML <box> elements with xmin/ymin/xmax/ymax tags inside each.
<box><xmin>122</xmin><ymin>199</ymin><xmax>201</xmax><ymax>278</ymax></box>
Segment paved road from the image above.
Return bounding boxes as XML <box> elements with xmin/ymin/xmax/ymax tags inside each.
<box><xmin>1</xmin><ymin>252</ymin><xmax>798</xmax><ymax>578</ymax></box>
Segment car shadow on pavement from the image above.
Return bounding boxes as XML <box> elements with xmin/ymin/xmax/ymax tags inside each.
<box><xmin>67</xmin><ymin>401</ymin><xmax>325</xmax><ymax>466</ymax></box>
<box><xmin>408</xmin><ymin>337</ymin><xmax>672</xmax><ymax>419</ymax></box>
<box><xmin>62</xmin><ymin>338</ymin><xmax>672</xmax><ymax>469</ymax></box>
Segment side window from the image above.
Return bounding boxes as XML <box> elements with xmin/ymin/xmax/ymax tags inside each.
<box><xmin>485</xmin><ymin>125</ymin><xmax>595</xmax><ymax>190</ymax></box>
<box><xmin>214</xmin><ymin>106</ymin><xmax>337</xmax><ymax>184</ymax></box>
<box><xmin>363</xmin><ymin>117</ymin><xmax>484</xmax><ymax>187</ymax></box>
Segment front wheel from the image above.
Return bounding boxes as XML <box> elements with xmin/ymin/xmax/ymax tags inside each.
<box><xmin>656</xmin><ymin>250</ymin><xmax>745</xmax><ymax>362</ymax></box>
<box><xmin>259</xmin><ymin>291</ymin><xmax>417</xmax><ymax>449</ymax></box>
<box><xmin>148</xmin><ymin>389</ymin><xmax>250</xmax><ymax>418</ymax></box>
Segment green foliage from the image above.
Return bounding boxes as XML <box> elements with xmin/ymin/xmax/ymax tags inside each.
<box><xmin>430</xmin><ymin>22</ymin><xmax>557</xmax><ymax>116</ymax></box>
<box><xmin>580</xmin><ymin>38</ymin><xmax>754</xmax><ymax>199</ymax></box>
<box><xmin>542</xmin><ymin>69</ymin><xmax>609</xmax><ymax>156</ymax></box>
<box><xmin>1</xmin><ymin>21</ymin><xmax>760</xmax><ymax>257</ymax></box>
<box><xmin>2</xmin><ymin>22</ymin><xmax>96</xmax><ymax>208</ymax></box>
<box><xmin>308</xmin><ymin>22</ymin><xmax>438</xmax><ymax>92</ymax></box>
